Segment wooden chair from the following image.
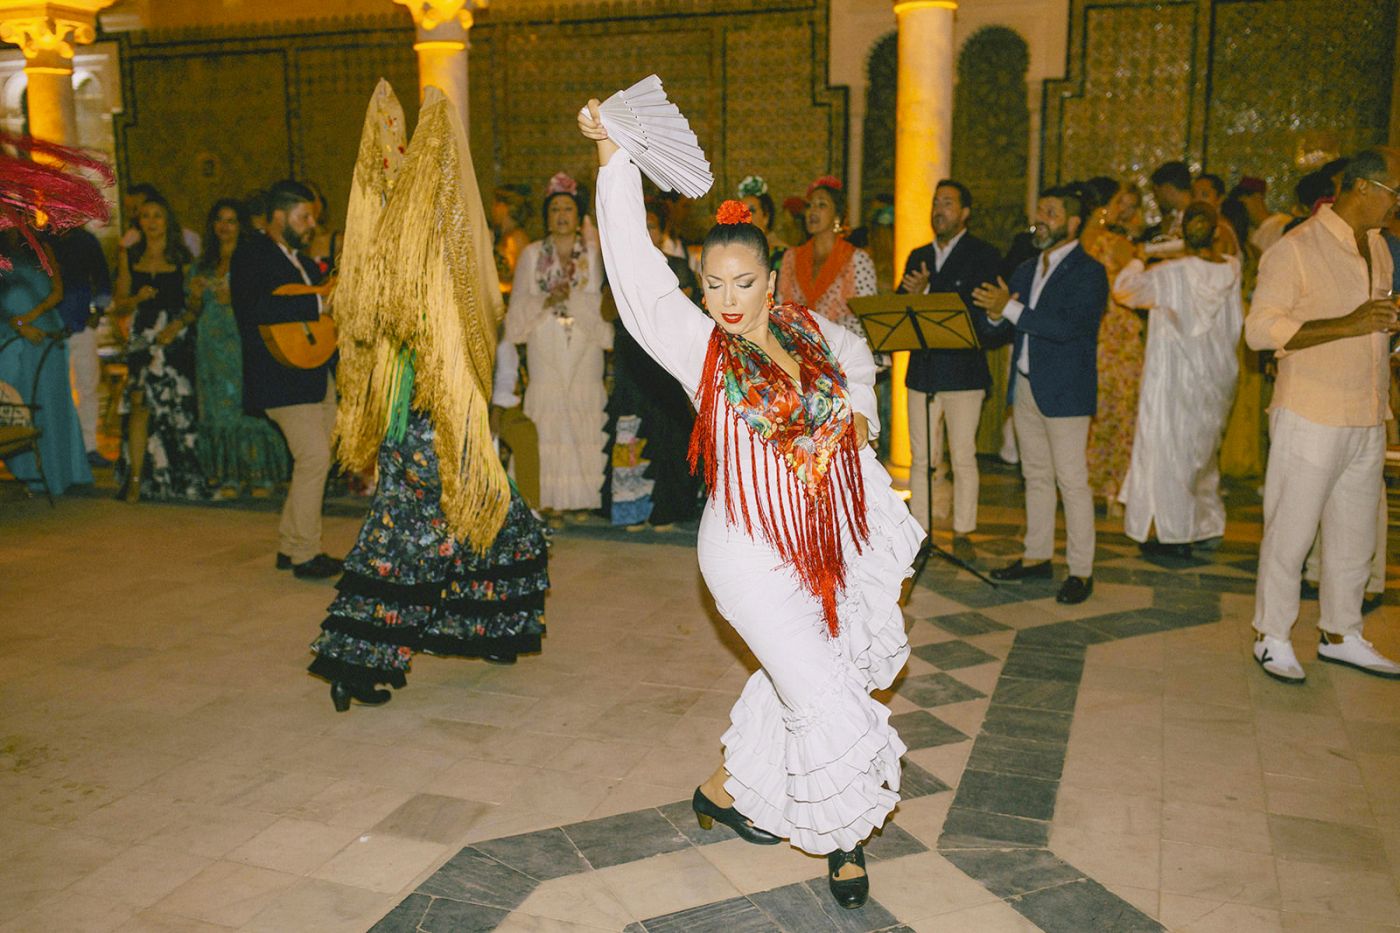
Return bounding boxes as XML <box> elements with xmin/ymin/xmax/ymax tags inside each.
<box><xmin>0</xmin><ymin>333</ymin><xmax>64</xmax><ymax>506</ymax></box>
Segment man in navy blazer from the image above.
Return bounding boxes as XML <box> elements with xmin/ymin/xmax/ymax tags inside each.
<box><xmin>973</xmin><ymin>183</ymin><xmax>1107</xmax><ymax>604</ymax></box>
<box><xmin>231</xmin><ymin>179</ymin><xmax>342</xmax><ymax>579</ymax></box>
<box><xmin>898</xmin><ymin>179</ymin><xmax>1003</xmax><ymax>537</ymax></box>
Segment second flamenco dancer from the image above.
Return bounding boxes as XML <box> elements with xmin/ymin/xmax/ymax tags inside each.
<box><xmin>582</xmin><ymin>103</ymin><xmax>923</xmax><ymax>909</ymax></box>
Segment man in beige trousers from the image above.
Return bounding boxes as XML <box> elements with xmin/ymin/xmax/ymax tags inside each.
<box><xmin>230</xmin><ymin>180</ymin><xmax>343</xmax><ymax>579</ymax></box>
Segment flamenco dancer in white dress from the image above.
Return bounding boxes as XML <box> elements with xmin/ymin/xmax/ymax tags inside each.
<box><xmin>582</xmin><ymin>102</ymin><xmax>923</xmax><ymax>909</ymax></box>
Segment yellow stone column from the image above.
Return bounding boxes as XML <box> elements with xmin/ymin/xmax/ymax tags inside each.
<box><xmin>0</xmin><ymin>3</ymin><xmax>115</xmax><ymax>147</ymax></box>
<box><xmin>890</xmin><ymin>0</ymin><xmax>956</xmax><ymax>471</ymax></box>
<box><xmin>394</xmin><ymin>0</ymin><xmax>483</xmax><ymax>133</ymax></box>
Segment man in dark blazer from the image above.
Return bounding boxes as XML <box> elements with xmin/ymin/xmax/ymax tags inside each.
<box><xmin>230</xmin><ymin>179</ymin><xmax>341</xmax><ymax>579</ymax></box>
<box><xmin>898</xmin><ymin>179</ymin><xmax>1003</xmax><ymax>537</ymax></box>
<box><xmin>973</xmin><ymin>183</ymin><xmax>1107</xmax><ymax>604</ymax></box>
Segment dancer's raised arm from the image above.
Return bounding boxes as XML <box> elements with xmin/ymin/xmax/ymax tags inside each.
<box><xmin>581</xmin><ymin>100</ymin><xmax>713</xmax><ymax>397</ymax></box>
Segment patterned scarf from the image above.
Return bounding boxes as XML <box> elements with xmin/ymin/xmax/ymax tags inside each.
<box><xmin>535</xmin><ymin>234</ymin><xmax>587</xmax><ymax>309</ymax></box>
<box><xmin>688</xmin><ymin>303</ymin><xmax>869</xmax><ymax>637</ymax></box>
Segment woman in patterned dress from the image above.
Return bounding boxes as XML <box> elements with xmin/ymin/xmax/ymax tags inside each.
<box><xmin>191</xmin><ymin>198</ymin><xmax>289</xmax><ymax>496</ymax></box>
<box><xmin>1082</xmin><ymin>178</ymin><xmax>1145</xmax><ymax>517</ymax></box>
<box><xmin>601</xmin><ymin>200</ymin><xmax>703</xmax><ymax>528</ymax></box>
<box><xmin>777</xmin><ymin>176</ymin><xmax>879</xmax><ymax>337</ymax></box>
<box><xmin>503</xmin><ymin>172</ymin><xmax>611</xmax><ymax>513</ymax></box>
<box><xmin>113</xmin><ymin>194</ymin><xmax>208</xmax><ymax>501</ymax></box>
<box><xmin>307</xmin><ymin>83</ymin><xmax>548</xmax><ymax>710</ymax></box>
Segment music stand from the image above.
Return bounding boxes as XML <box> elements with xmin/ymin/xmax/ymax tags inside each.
<box><xmin>849</xmin><ymin>293</ymin><xmax>998</xmax><ymax>590</ymax></box>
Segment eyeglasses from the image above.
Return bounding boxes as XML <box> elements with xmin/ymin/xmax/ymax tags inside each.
<box><xmin>1366</xmin><ymin>177</ymin><xmax>1400</xmax><ymax>201</ymax></box>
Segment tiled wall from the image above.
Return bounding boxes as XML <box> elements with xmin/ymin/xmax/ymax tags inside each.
<box><xmin>1042</xmin><ymin>0</ymin><xmax>1398</xmax><ymax>213</ymax></box>
<box><xmin>110</xmin><ymin>3</ymin><xmax>846</xmax><ymax>240</ymax></box>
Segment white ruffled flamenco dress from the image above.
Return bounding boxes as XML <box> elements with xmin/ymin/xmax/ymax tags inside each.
<box><xmin>596</xmin><ymin>153</ymin><xmax>923</xmax><ymax>855</ymax></box>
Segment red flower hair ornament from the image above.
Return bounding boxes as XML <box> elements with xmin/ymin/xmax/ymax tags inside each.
<box><xmin>806</xmin><ymin>175</ymin><xmax>843</xmax><ymax>198</ymax></box>
<box><xmin>715</xmin><ymin>199</ymin><xmax>753</xmax><ymax>226</ymax></box>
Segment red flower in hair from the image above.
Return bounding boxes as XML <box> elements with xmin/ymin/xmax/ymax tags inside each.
<box><xmin>716</xmin><ymin>199</ymin><xmax>753</xmax><ymax>226</ymax></box>
<box><xmin>806</xmin><ymin>175</ymin><xmax>843</xmax><ymax>198</ymax></box>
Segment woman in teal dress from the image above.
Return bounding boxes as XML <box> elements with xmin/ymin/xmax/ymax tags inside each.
<box><xmin>0</xmin><ymin>232</ymin><xmax>93</xmax><ymax>495</ymax></box>
<box><xmin>191</xmin><ymin>198</ymin><xmax>289</xmax><ymax>496</ymax></box>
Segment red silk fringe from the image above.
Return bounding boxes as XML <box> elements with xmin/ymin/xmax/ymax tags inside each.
<box><xmin>1</xmin><ymin>133</ymin><xmax>113</xmax><ymax>274</ymax></box>
<box><xmin>688</xmin><ymin>333</ymin><xmax>870</xmax><ymax>638</ymax></box>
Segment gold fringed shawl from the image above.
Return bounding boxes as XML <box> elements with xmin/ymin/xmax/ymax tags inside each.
<box><xmin>331</xmin><ymin>79</ymin><xmax>408</xmax><ymax>474</ymax></box>
<box><xmin>362</xmin><ymin>87</ymin><xmax>508</xmax><ymax>553</ymax></box>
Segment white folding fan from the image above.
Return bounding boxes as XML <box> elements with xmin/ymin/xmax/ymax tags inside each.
<box><xmin>583</xmin><ymin>75</ymin><xmax>714</xmax><ymax>199</ymax></box>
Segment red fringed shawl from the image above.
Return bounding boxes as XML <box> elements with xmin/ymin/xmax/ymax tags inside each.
<box><xmin>0</xmin><ymin>133</ymin><xmax>113</xmax><ymax>273</ymax></box>
<box><xmin>688</xmin><ymin>303</ymin><xmax>869</xmax><ymax>637</ymax></box>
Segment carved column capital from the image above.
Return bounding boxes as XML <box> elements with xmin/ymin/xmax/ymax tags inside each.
<box><xmin>393</xmin><ymin>0</ymin><xmax>486</xmax><ymax>31</ymax></box>
<box><xmin>0</xmin><ymin>2</ymin><xmax>114</xmax><ymax>70</ymax></box>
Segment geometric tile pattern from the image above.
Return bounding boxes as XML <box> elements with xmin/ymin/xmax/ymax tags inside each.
<box><xmin>370</xmin><ymin>507</ymin><xmax>1252</xmax><ymax>931</ymax></box>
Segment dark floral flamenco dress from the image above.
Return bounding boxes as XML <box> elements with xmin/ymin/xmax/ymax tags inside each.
<box><xmin>114</xmin><ymin>264</ymin><xmax>209</xmax><ymax>501</ymax></box>
<box><xmin>308</xmin><ymin>412</ymin><xmax>549</xmax><ymax>689</ymax></box>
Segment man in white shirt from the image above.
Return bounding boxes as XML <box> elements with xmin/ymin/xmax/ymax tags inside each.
<box><xmin>1244</xmin><ymin>148</ymin><xmax>1400</xmax><ymax>683</ymax></box>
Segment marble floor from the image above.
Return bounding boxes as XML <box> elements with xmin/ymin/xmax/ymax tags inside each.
<box><xmin>2</xmin><ymin>466</ymin><xmax>1399</xmax><ymax>932</ymax></box>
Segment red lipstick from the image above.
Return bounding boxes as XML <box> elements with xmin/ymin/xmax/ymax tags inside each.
<box><xmin>721</xmin><ymin>312</ymin><xmax>743</xmax><ymax>324</ymax></box>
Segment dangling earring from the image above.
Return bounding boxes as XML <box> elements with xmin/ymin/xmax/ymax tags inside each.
<box><xmin>832</xmin><ymin>219</ymin><xmax>843</xmax><ymax>235</ymax></box>
<box><xmin>765</xmin><ymin>293</ymin><xmax>775</xmax><ymax>311</ymax></box>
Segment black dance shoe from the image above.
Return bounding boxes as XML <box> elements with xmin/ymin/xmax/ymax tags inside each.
<box><xmin>294</xmin><ymin>554</ymin><xmax>344</xmax><ymax>579</ymax></box>
<box><xmin>691</xmin><ymin>787</ymin><xmax>782</xmax><ymax>845</ymax></box>
<box><xmin>330</xmin><ymin>681</ymin><xmax>392</xmax><ymax>712</ymax></box>
<box><xmin>276</xmin><ymin>552</ymin><xmax>292</xmax><ymax>570</ymax></box>
<box><xmin>827</xmin><ymin>845</ymin><xmax>869</xmax><ymax>909</ymax></box>
<box><xmin>483</xmin><ymin>653</ymin><xmax>517</xmax><ymax>665</ymax></box>
<box><xmin>1056</xmin><ymin>575</ymin><xmax>1094</xmax><ymax>605</ymax></box>
<box><xmin>989</xmin><ymin>559</ymin><xmax>1052</xmax><ymax>583</ymax></box>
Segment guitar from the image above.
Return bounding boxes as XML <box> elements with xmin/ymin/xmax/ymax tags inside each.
<box><xmin>258</xmin><ymin>282</ymin><xmax>337</xmax><ymax>369</ymax></box>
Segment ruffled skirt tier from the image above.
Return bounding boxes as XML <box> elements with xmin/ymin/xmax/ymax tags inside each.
<box><xmin>698</xmin><ymin>449</ymin><xmax>923</xmax><ymax>854</ymax></box>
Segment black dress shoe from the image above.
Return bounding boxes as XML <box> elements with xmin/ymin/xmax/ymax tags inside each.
<box><xmin>1057</xmin><ymin>575</ymin><xmax>1093</xmax><ymax>604</ymax></box>
<box><xmin>276</xmin><ymin>552</ymin><xmax>292</xmax><ymax>570</ymax></box>
<box><xmin>330</xmin><ymin>681</ymin><xmax>392</xmax><ymax>712</ymax></box>
<box><xmin>827</xmin><ymin>845</ymin><xmax>869</xmax><ymax>909</ymax></box>
<box><xmin>1140</xmin><ymin>540</ymin><xmax>1192</xmax><ymax>559</ymax></box>
<box><xmin>989</xmin><ymin>559</ymin><xmax>1052</xmax><ymax>583</ymax></box>
<box><xmin>293</xmin><ymin>554</ymin><xmax>344</xmax><ymax>579</ymax></box>
<box><xmin>692</xmin><ymin>787</ymin><xmax>782</xmax><ymax>845</ymax></box>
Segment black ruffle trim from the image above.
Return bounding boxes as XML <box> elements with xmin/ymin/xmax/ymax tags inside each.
<box><xmin>335</xmin><ymin>555</ymin><xmax>549</xmax><ymax>604</ymax></box>
<box><xmin>307</xmin><ymin>654</ymin><xmax>409</xmax><ymax>690</ymax></box>
<box><xmin>317</xmin><ymin>613</ymin><xmax>545</xmax><ymax>656</ymax></box>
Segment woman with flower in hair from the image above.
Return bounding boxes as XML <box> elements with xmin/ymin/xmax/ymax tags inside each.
<box><xmin>583</xmin><ymin>102</ymin><xmax>922</xmax><ymax>911</ymax></box>
<box><xmin>777</xmin><ymin>176</ymin><xmax>879</xmax><ymax>338</ymax></box>
<box><xmin>737</xmin><ymin>175</ymin><xmax>789</xmax><ymax>267</ymax></box>
<box><xmin>503</xmin><ymin>171</ymin><xmax>610</xmax><ymax>513</ymax></box>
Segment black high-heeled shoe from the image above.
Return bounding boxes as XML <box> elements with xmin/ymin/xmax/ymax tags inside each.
<box><xmin>330</xmin><ymin>681</ymin><xmax>392</xmax><ymax>712</ymax></box>
<box><xmin>827</xmin><ymin>845</ymin><xmax>869</xmax><ymax>909</ymax></box>
<box><xmin>691</xmin><ymin>787</ymin><xmax>782</xmax><ymax>845</ymax></box>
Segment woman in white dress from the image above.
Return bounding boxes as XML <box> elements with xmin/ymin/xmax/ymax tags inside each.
<box><xmin>582</xmin><ymin>102</ymin><xmax>922</xmax><ymax>910</ymax></box>
<box><xmin>503</xmin><ymin>172</ymin><xmax>611</xmax><ymax>511</ymax></box>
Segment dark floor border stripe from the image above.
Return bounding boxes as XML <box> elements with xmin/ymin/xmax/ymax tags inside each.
<box><xmin>932</xmin><ymin>588</ymin><xmax>1223</xmax><ymax>933</ymax></box>
<box><xmin>370</xmin><ymin>560</ymin><xmax>1228</xmax><ymax>931</ymax></box>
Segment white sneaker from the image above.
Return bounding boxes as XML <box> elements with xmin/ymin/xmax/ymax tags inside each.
<box><xmin>1253</xmin><ymin>635</ymin><xmax>1305</xmax><ymax>684</ymax></box>
<box><xmin>1317</xmin><ymin>633</ymin><xmax>1400</xmax><ymax>680</ymax></box>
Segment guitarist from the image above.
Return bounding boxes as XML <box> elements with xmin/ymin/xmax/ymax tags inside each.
<box><xmin>231</xmin><ymin>179</ymin><xmax>342</xmax><ymax>580</ymax></box>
